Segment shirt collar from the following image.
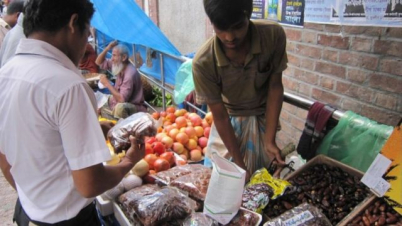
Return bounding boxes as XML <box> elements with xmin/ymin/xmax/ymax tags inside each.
<box><xmin>15</xmin><ymin>38</ymin><xmax>80</xmax><ymax>74</ymax></box>
<box><xmin>213</xmin><ymin>20</ymin><xmax>261</xmax><ymax>67</ymax></box>
<box><xmin>17</xmin><ymin>13</ymin><xmax>24</xmax><ymax>27</ymax></box>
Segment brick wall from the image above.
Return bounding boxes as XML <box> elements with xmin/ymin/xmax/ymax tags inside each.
<box><xmin>276</xmin><ymin>23</ymin><xmax>402</xmax><ymax>148</ymax></box>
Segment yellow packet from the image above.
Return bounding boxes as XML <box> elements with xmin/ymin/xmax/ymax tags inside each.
<box><xmin>248</xmin><ymin>168</ymin><xmax>291</xmax><ymax>200</ymax></box>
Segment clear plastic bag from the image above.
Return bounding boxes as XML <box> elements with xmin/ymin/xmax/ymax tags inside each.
<box><xmin>183</xmin><ymin>212</ymin><xmax>219</xmax><ymax>226</ymax></box>
<box><xmin>153</xmin><ymin>164</ymin><xmax>211</xmax><ymax>185</ymax></box>
<box><xmin>132</xmin><ymin>187</ymin><xmax>195</xmax><ymax>226</ymax></box>
<box><xmin>107</xmin><ymin>112</ymin><xmax>161</xmax><ymax>153</ymax></box>
<box><xmin>226</xmin><ymin>208</ymin><xmax>262</xmax><ymax>226</ymax></box>
<box><xmin>170</xmin><ymin>168</ymin><xmax>212</xmax><ymax>201</ymax></box>
<box><xmin>242</xmin><ymin>183</ymin><xmax>273</xmax><ymax>214</ymax></box>
<box><xmin>264</xmin><ymin>203</ymin><xmax>332</xmax><ymax>226</ymax></box>
<box><xmin>317</xmin><ymin>111</ymin><xmax>393</xmax><ymax>172</ymax></box>
<box><xmin>173</xmin><ymin>59</ymin><xmax>194</xmax><ymax>104</ymax></box>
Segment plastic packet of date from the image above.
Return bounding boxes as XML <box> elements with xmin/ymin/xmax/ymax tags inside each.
<box><xmin>248</xmin><ymin>168</ymin><xmax>291</xmax><ymax>200</ymax></box>
<box><xmin>264</xmin><ymin>203</ymin><xmax>332</xmax><ymax>226</ymax></box>
<box><xmin>170</xmin><ymin>168</ymin><xmax>212</xmax><ymax>201</ymax></box>
<box><xmin>153</xmin><ymin>164</ymin><xmax>211</xmax><ymax>185</ymax></box>
<box><xmin>226</xmin><ymin>208</ymin><xmax>262</xmax><ymax>226</ymax></box>
<box><xmin>132</xmin><ymin>187</ymin><xmax>196</xmax><ymax>226</ymax></box>
<box><xmin>108</xmin><ymin>112</ymin><xmax>161</xmax><ymax>153</ymax></box>
<box><xmin>117</xmin><ymin>184</ymin><xmax>161</xmax><ymax>224</ymax></box>
<box><xmin>242</xmin><ymin>183</ymin><xmax>274</xmax><ymax>214</ymax></box>
<box><xmin>183</xmin><ymin>212</ymin><xmax>219</xmax><ymax>226</ymax></box>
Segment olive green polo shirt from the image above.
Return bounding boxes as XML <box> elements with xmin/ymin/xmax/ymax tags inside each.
<box><xmin>193</xmin><ymin>20</ymin><xmax>288</xmax><ymax>116</ymax></box>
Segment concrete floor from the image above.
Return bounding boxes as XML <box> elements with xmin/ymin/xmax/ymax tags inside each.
<box><xmin>0</xmin><ymin>174</ymin><xmax>17</xmax><ymax>225</ymax></box>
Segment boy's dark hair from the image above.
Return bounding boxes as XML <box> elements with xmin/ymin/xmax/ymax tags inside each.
<box><xmin>203</xmin><ymin>0</ymin><xmax>253</xmax><ymax>30</ymax></box>
<box><xmin>23</xmin><ymin>0</ymin><xmax>94</xmax><ymax>37</ymax></box>
<box><xmin>6</xmin><ymin>0</ymin><xmax>24</xmax><ymax>15</ymax></box>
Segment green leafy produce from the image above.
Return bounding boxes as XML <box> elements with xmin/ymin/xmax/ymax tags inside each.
<box><xmin>149</xmin><ymin>87</ymin><xmax>173</xmax><ymax>107</ymax></box>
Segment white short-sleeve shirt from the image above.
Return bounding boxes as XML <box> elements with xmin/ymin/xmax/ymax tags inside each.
<box><xmin>0</xmin><ymin>39</ymin><xmax>111</xmax><ymax>223</ymax></box>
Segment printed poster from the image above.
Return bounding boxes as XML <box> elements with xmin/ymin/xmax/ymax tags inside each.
<box><xmin>280</xmin><ymin>0</ymin><xmax>305</xmax><ymax>26</ymax></box>
<box><xmin>304</xmin><ymin>0</ymin><xmax>402</xmax><ymax>26</ymax></box>
<box><xmin>252</xmin><ymin>0</ymin><xmax>266</xmax><ymax>19</ymax></box>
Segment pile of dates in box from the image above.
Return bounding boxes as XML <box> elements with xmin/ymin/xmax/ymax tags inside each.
<box><xmin>264</xmin><ymin>164</ymin><xmax>371</xmax><ymax>225</ymax></box>
<box><xmin>348</xmin><ymin>198</ymin><xmax>402</xmax><ymax>226</ymax></box>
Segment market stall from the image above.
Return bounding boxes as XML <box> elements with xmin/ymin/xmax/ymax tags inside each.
<box><xmin>95</xmin><ymin>99</ymin><xmax>401</xmax><ymax>225</ymax></box>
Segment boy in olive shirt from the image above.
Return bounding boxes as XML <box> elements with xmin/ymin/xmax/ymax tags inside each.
<box><xmin>193</xmin><ymin>0</ymin><xmax>287</xmax><ymax>179</ymax></box>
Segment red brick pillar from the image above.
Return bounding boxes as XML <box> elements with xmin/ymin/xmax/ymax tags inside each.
<box><xmin>148</xmin><ymin>0</ymin><xmax>159</xmax><ymax>26</ymax></box>
<box><xmin>134</xmin><ymin>0</ymin><xmax>144</xmax><ymax>10</ymax></box>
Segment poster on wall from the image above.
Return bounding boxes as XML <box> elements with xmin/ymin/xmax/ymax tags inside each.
<box><xmin>252</xmin><ymin>0</ymin><xmax>266</xmax><ymax>19</ymax></box>
<box><xmin>253</xmin><ymin>0</ymin><xmax>305</xmax><ymax>26</ymax></box>
<box><xmin>304</xmin><ymin>0</ymin><xmax>402</xmax><ymax>27</ymax></box>
<box><xmin>280</xmin><ymin>0</ymin><xmax>305</xmax><ymax>26</ymax></box>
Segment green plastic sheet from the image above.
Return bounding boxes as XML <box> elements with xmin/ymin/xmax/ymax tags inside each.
<box><xmin>173</xmin><ymin>60</ymin><xmax>194</xmax><ymax>104</ymax></box>
<box><xmin>317</xmin><ymin>111</ymin><xmax>393</xmax><ymax>172</ymax></box>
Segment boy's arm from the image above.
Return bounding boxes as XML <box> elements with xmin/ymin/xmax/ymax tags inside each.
<box><xmin>208</xmin><ymin>103</ymin><xmax>250</xmax><ymax>180</ymax></box>
<box><xmin>264</xmin><ymin>72</ymin><xmax>286</xmax><ymax>172</ymax></box>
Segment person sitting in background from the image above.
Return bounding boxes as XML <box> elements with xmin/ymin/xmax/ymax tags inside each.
<box><xmin>0</xmin><ymin>0</ymin><xmax>23</xmax><ymax>48</ymax></box>
<box><xmin>79</xmin><ymin>43</ymin><xmax>98</xmax><ymax>74</ymax></box>
<box><xmin>95</xmin><ymin>40</ymin><xmax>147</xmax><ymax>119</ymax></box>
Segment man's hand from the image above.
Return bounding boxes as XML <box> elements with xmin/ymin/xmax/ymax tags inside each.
<box><xmin>99</xmin><ymin>74</ymin><xmax>110</xmax><ymax>87</ymax></box>
<box><xmin>121</xmin><ymin>136</ymin><xmax>145</xmax><ymax>168</ymax></box>
<box><xmin>265</xmin><ymin>142</ymin><xmax>286</xmax><ymax>177</ymax></box>
<box><xmin>99</xmin><ymin>121</ymin><xmax>115</xmax><ymax>139</ymax></box>
<box><xmin>107</xmin><ymin>40</ymin><xmax>118</xmax><ymax>50</ymax></box>
<box><xmin>233</xmin><ymin>158</ymin><xmax>251</xmax><ymax>183</ymax></box>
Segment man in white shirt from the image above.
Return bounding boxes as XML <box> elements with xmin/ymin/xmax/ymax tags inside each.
<box><xmin>0</xmin><ymin>0</ymin><xmax>144</xmax><ymax>225</ymax></box>
<box><xmin>0</xmin><ymin>0</ymin><xmax>23</xmax><ymax>48</ymax></box>
<box><xmin>0</xmin><ymin>10</ymin><xmax>23</xmax><ymax>66</ymax></box>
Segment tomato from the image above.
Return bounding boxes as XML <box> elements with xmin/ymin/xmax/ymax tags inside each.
<box><xmin>159</xmin><ymin>152</ymin><xmax>175</xmax><ymax>166</ymax></box>
<box><xmin>145</xmin><ymin>137</ymin><xmax>156</xmax><ymax>144</ymax></box>
<box><xmin>153</xmin><ymin>158</ymin><xmax>170</xmax><ymax>172</ymax></box>
<box><xmin>145</xmin><ymin>143</ymin><xmax>154</xmax><ymax>155</ymax></box>
<box><xmin>152</xmin><ymin>141</ymin><xmax>165</xmax><ymax>156</ymax></box>
<box><xmin>143</xmin><ymin>171</ymin><xmax>156</xmax><ymax>184</ymax></box>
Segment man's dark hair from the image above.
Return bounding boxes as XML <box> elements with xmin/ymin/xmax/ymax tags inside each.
<box><xmin>203</xmin><ymin>0</ymin><xmax>253</xmax><ymax>30</ymax></box>
<box><xmin>6</xmin><ymin>0</ymin><xmax>24</xmax><ymax>15</ymax></box>
<box><xmin>23</xmin><ymin>0</ymin><xmax>95</xmax><ymax>37</ymax></box>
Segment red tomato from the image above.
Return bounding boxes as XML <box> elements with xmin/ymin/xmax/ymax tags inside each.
<box><xmin>144</xmin><ymin>154</ymin><xmax>158</xmax><ymax>170</ymax></box>
<box><xmin>152</xmin><ymin>141</ymin><xmax>165</xmax><ymax>156</ymax></box>
<box><xmin>143</xmin><ymin>172</ymin><xmax>156</xmax><ymax>184</ymax></box>
<box><xmin>145</xmin><ymin>137</ymin><xmax>156</xmax><ymax>144</ymax></box>
<box><xmin>153</xmin><ymin>158</ymin><xmax>170</xmax><ymax>172</ymax></box>
<box><xmin>145</xmin><ymin>143</ymin><xmax>154</xmax><ymax>155</ymax></box>
<box><xmin>159</xmin><ymin>152</ymin><xmax>175</xmax><ymax>166</ymax></box>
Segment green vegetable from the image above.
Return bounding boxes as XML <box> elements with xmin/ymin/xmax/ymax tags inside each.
<box><xmin>149</xmin><ymin>87</ymin><xmax>173</xmax><ymax>107</ymax></box>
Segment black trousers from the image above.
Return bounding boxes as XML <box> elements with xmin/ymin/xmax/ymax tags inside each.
<box><xmin>13</xmin><ymin>198</ymin><xmax>101</xmax><ymax>226</ymax></box>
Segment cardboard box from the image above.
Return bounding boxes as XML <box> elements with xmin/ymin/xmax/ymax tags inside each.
<box><xmin>281</xmin><ymin>155</ymin><xmax>374</xmax><ymax>226</ymax></box>
<box><xmin>337</xmin><ymin>196</ymin><xmax>377</xmax><ymax>226</ymax></box>
<box><xmin>95</xmin><ymin>196</ymin><xmax>113</xmax><ymax>217</ymax></box>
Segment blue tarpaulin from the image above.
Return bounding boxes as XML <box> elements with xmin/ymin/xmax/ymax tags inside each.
<box><xmin>90</xmin><ymin>0</ymin><xmax>183</xmax><ymax>85</ymax></box>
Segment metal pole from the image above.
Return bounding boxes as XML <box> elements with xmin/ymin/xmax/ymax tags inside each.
<box><xmin>283</xmin><ymin>91</ymin><xmax>345</xmax><ymax>120</ymax></box>
<box><xmin>159</xmin><ymin>53</ymin><xmax>166</xmax><ymax>111</ymax></box>
<box><xmin>184</xmin><ymin>101</ymin><xmax>207</xmax><ymax>115</ymax></box>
